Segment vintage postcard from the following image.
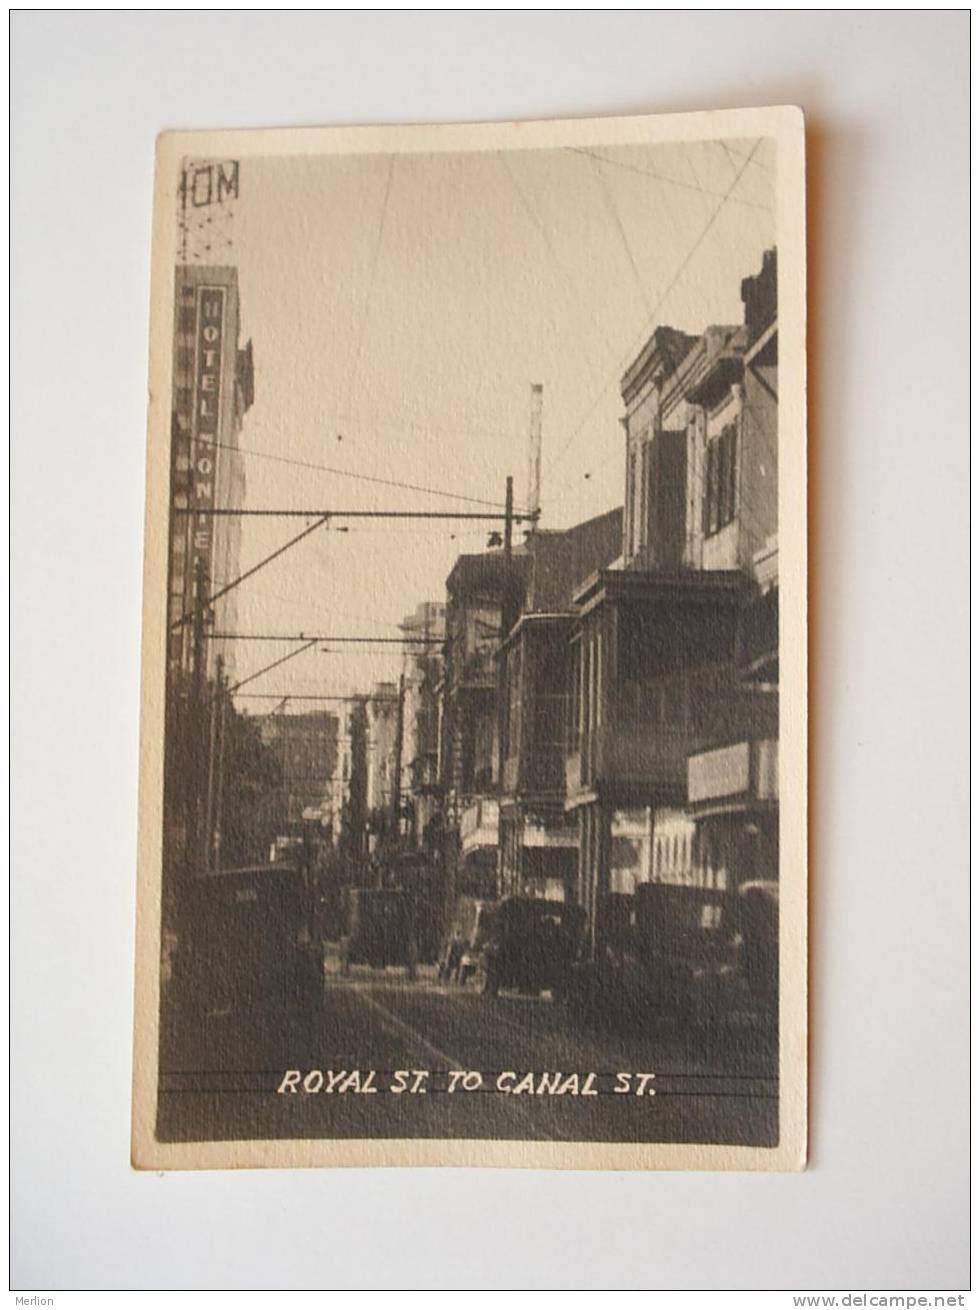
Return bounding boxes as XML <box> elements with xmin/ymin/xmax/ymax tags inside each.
<box><xmin>133</xmin><ymin>107</ymin><xmax>806</xmax><ymax>1170</ymax></box>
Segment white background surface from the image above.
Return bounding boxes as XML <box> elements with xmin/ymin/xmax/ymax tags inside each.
<box><xmin>10</xmin><ymin>10</ymin><xmax>969</xmax><ymax>1292</ymax></box>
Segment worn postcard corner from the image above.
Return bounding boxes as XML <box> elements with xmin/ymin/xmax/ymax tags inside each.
<box><xmin>133</xmin><ymin>106</ymin><xmax>806</xmax><ymax>1172</ymax></box>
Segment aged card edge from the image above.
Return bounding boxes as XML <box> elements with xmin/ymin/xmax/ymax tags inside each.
<box><xmin>132</xmin><ymin>105</ymin><xmax>807</xmax><ymax>1174</ymax></box>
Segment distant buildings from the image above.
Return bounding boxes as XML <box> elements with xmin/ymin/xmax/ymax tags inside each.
<box><xmin>259</xmin><ymin>710</ymin><xmax>339</xmax><ymax>829</ymax></box>
<box><xmin>439</xmin><ymin>552</ymin><xmax>524</xmax><ymax>902</ymax></box>
<box><xmin>497</xmin><ymin>510</ymin><xmax>623</xmax><ymax>902</ymax></box>
<box><xmin>398</xmin><ymin>601</ymin><xmax>446</xmax><ymax>848</ymax></box>
<box><xmin>365</xmin><ymin>681</ymin><xmax>400</xmax><ymax>842</ymax></box>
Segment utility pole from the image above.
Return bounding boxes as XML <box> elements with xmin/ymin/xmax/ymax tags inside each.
<box><xmin>211</xmin><ymin>659</ymin><xmax>229</xmax><ymax>872</ymax></box>
<box><xmin>188</xmin><ymin>556</ymin><xmax>210</xmax><ymax>874</ymax></box>
<box><xmin>203</xmin><ymin>653</ymin><xmax>223</xmax><ymax>871</ymax></box>
<box><xmin>503</xmin><ymin>475</ymin><xmax>514</xmax><ymax>565</ymax></box>
<box><xmin>496</xmin><ymin>477</ymin><xmax>515</xmax><ymax>900</ymax></box>
<box><xmin>391</xmin><ymin>672</ymin><xmax>406</xmax><ymax>842</ymax></box>
<box><xmin>526</xmin><ymin>383</ymin><xmax>543</xmax><ymax>524</ymax></box>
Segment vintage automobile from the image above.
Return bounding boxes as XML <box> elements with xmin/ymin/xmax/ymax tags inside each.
<box><xmin>562</xmin><ymin>881</ymin><xmax>734</xmax><ymax>1030</ymax></box>
<box><xmin>339</xmin><ymin>888</ymin><xmax>419</xmax><ymax>978</ymax></box>
<box><xmin>376</xmin><ymin>851</ymin><xmax>442</xmax><ymax>964</ymax></box>
<box><xmin>476</xmin><ymin>896</ymin><xmax>586</xmax><ymax>998</ymax></box>
<box><xmin>174</xmin><ymin>863</ymin><xmax>322</xmax><ymax>1021</ymax></box>
<box><xmin>700</xmin><ymin>880</ymin><xmax>779</xmax><ymax>1031</ymax></box>
<box><xmin>438</xmin><ymin>898</ymin><xmax>495</xmax><ymax>984</ymax></box>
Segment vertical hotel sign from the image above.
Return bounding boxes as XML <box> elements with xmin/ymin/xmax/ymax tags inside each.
<box><xmin>170</xmin><ymin>158</ymin><xmax>239</xmax><ymax>671</ymax></box>
<box><xmin>191</xmin><ymin>284</ymin><xmax>225</xmax><ymax>579</ymax></box>
<box><xmin>169</xmin><ymin>273</ymin><xmax>227</xmax><ymax>671</ymax></box>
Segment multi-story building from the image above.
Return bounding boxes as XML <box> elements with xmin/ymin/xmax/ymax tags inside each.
<box><xmin>564</xmin><ymin>250</ymin><xmax>779</xmax><ymax>953</ymax></box>
<box><xmin>258</xmin><ymin>709</ymin><xmax>339</xmax><ymax>830</ymax></box>
<box><xmin>164</xmin><ymin>264</ymin><xmax>253</xmax><ymax>877</ymax></box>
<box><xmin>398</xmin><ymin>601</ymin><xmax>446</xmax><ymax>847</ymax></box>
<box><xmin>497</xmin><ymin>509</ymin><xmax>623</xmax><ymax>902</ymax></box>
<box><xmin>365</xmin><ymin>681</ymin><xmax>399</xmax><ymax>846</ymax></box>
<box><xmin>167</xmin><ymin>264</ymin><xmax>253</xmax><ymax>686</ymax></box>
<box><xmin>323</xmin><ymin>696</ymin><xmax>365</xmax><ymax>850</ymax></box>
<box><xmin>685</xmin><ymin>249</ymin><xmax>779</xmax><ymax>891</ymax></box>
<box><xmin>438</xmin><ymin>550</ymin><xmax>528</xmax><ymax>900</ymax></box>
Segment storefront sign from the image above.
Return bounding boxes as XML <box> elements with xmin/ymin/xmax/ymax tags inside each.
<box><xmin>688</xmin><ymin>741</ymin><xmax>751</xmax><ymax>804</ymax></box>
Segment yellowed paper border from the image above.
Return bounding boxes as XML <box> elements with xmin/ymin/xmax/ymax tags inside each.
<box><xmin>133</xmin><ymin>105</ymin><xmax>807</xmax><ymax>1172</ymax></box>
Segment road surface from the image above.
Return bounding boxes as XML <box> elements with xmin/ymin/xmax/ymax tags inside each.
<box><xmin>157</xmin><ymin>951</ymin><xmax>778</xmax><ymax>1147</ymax></box>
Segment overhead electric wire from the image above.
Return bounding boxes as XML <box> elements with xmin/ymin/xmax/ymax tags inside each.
<box><xmin>225</xmin><ymin>639</ymin><xmax>319</xmax><ymax>697</ymax></box>
<box><xmin>589</xmin><ymin>153</ymin><xmax>654</xmax><ymax>320</ymax></box>
<box><xmin>171</xmin><ymin>514</ymin><xmax>330</xmax><ymax>630</ymax></box>
<box><xmin>233</xmin><ymin>693</ymin><xmax>399</xmax><ymax>703</ymax></box>
<box><xmin>178</xmin><ymin>507</ymin><xmax>535</xmax><ymax>521</ymax></box>
<box><xmin>498</xmin><ymin>150</ymin><xmax>618</xmax><ymax>372</ymax></box>
<box><xmin>192</xmin><ymin>433</ymin><xmax>519</xmax><ymax>511</ymax></box>
<box><xmin>209</xmin><ymin>632</ymin><xmax>442</xmax><ymax>644</ymax></box>
<box><xmin>545</xmin><ymin>139</ymin><xmax>764</xmax><ymax>485</ymax></box>
<box><xmin>565</xmin><ymin>146</ymin><xmax>771</xmax><ymax>211</ymax></box>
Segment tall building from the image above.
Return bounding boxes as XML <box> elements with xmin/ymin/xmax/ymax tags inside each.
<box><xmin>322</xmin><ymin>695</ymin><xmax>369</xmax><ymax>859</ymax></box>
<box><xmin>685</xmin><ymin>249</ymin><xmax>779</xmax><ymax>892</ymax></box>
<box><xmin>164</xmin><ymin>264</ymin><xmax>253</xmax><ymax>877</ymax></box>
<box><xmin>167</xmin><ymin>264</ymin><xmax>253</xmax><ymax>685</ymax></box>
<box><xmin>365</xmin><ymin>681</ymin><xmax>399</xmax><ymax>843</ymax></box>
<box><xmin>258</xmin><ymin>709</ymin><xmax>339</xmax><ymax>831</ymax></box>
<box><xmin>438</xmin><ymin>550</ymin><xmax>528</xmax><ymax>900</ymax></box>
<box><xmin>398</xmin><ymin>601</ymin><xmax>446</xmax><ymax>847</ymax></box>
<box><xmin>564</xmin><ymin>250</ymin><xmax>779</xmax><ymax>954</ymax></box>
<box><xmin>497</xmin><ymin>509</ymin><xmax>623</xmax><ymax>901</ymax></box>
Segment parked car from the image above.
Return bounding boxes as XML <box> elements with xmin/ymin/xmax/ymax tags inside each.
<box><xmin>562</xmin><ymin>882</ymin><xmax>734</xmax><ymax>1030</ymax></box>
<box><xmin>340</xmin><ymin>888</ymin><xmax>418</xmax><ymax>977</ymax></box>
<box><xmin>477</xmin><ymin>897</ymin><xmax>586</xmax><ymax>998</ymax></box>
<box><xmin>698</xmin><ymin>880</ymin><xmax>778</xmax><ymax>1030</ymax></box>
<box><xmin>176</xmin><ymin>863</ymin><xmax>322</xmax><ymax>1020</ymax></box>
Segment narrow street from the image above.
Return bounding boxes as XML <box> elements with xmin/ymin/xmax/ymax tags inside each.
<box><xmin>158</xmin><ymin>949</ymin><xmax>778</xmax><ymax>1148</ymax></box>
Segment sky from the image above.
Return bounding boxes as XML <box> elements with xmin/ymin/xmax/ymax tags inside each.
<box><xmin>195</xmin><ymin>134</ymin><xmax>776</xmax><ymax>710</ymax></box>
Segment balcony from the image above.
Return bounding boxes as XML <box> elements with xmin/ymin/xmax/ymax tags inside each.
<box><xmin>565</xmin><ymin>666</ymin><xmax>751</xmax><ymax>806</ymax></box>
<box><xmin>565</xmin><ymin>721</ymin><xmax>690</xmax><ymax>805</ymax></box>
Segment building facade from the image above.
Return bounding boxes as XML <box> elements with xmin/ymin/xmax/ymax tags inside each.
<box><xmin>167</xmin><ymin>264</ymin><xmax>253</xmax><ymax>685</ymax></box>
<box><xmin>164</xmin><ymin>264</ymin><xmax>254</xmax><ymax>877</ymax></box>
<box><xmin>684</xmin><ymin>249</ymin><xmax>779</xmax><ymax>893</ymax></box>
<box><xmin>565</xmin><ymin>249</ymin><xmax>779</xmax><ymax>954</ymax></box>
<box><xmin>438</xmin><ymin>551</ymin><xmax>527</xmax><ymax>901</ymax></box>
<box><xmin>497</xmin><ymin>509</ymin><xmax>623</xmax><ymax>902</ymax></box>
<box><xmin>398</xmin><ymin>601</ymin><xmax>446</xmax><ymax>848</ymax></box>
<box><xmin>364</xmin><ymin>681</ymin><xmax>400</xmax><ymax>846</ymax></box>
<box><xmin>258</xmin><ymin>709</ymin><xmax>339</xmax><ymax>832</ymax></box>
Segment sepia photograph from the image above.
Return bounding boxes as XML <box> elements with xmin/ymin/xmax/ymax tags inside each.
<box><xmin>132</xmin><ymin>107</ymin><xmax>807</xmax><ymax>1171</ymax></box>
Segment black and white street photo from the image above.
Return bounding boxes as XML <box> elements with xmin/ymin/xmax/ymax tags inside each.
<box><xmin>134</xmin><ymin>110</ymin><xmax>807</xmax><ymax>1170</ymax></box>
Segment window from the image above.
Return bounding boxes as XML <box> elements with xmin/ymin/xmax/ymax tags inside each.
<box><xmin>628</xmin><ymin>445</ymin><xmax>646</xmax><ymax>559</ymax></box>
<box><xmin>637</xmin><ymin>442</ymin><xmax>649</xmax><ymax>555</ymax></box>
<box><xmin>703</xmin><ymin>422</ymin><xmax>739</xmax><ymax>536</ymax></box>
<box><xmin>568</xmin><ymin>642</ymin><xmax>581</xmax><ymax>752</ymax></box>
